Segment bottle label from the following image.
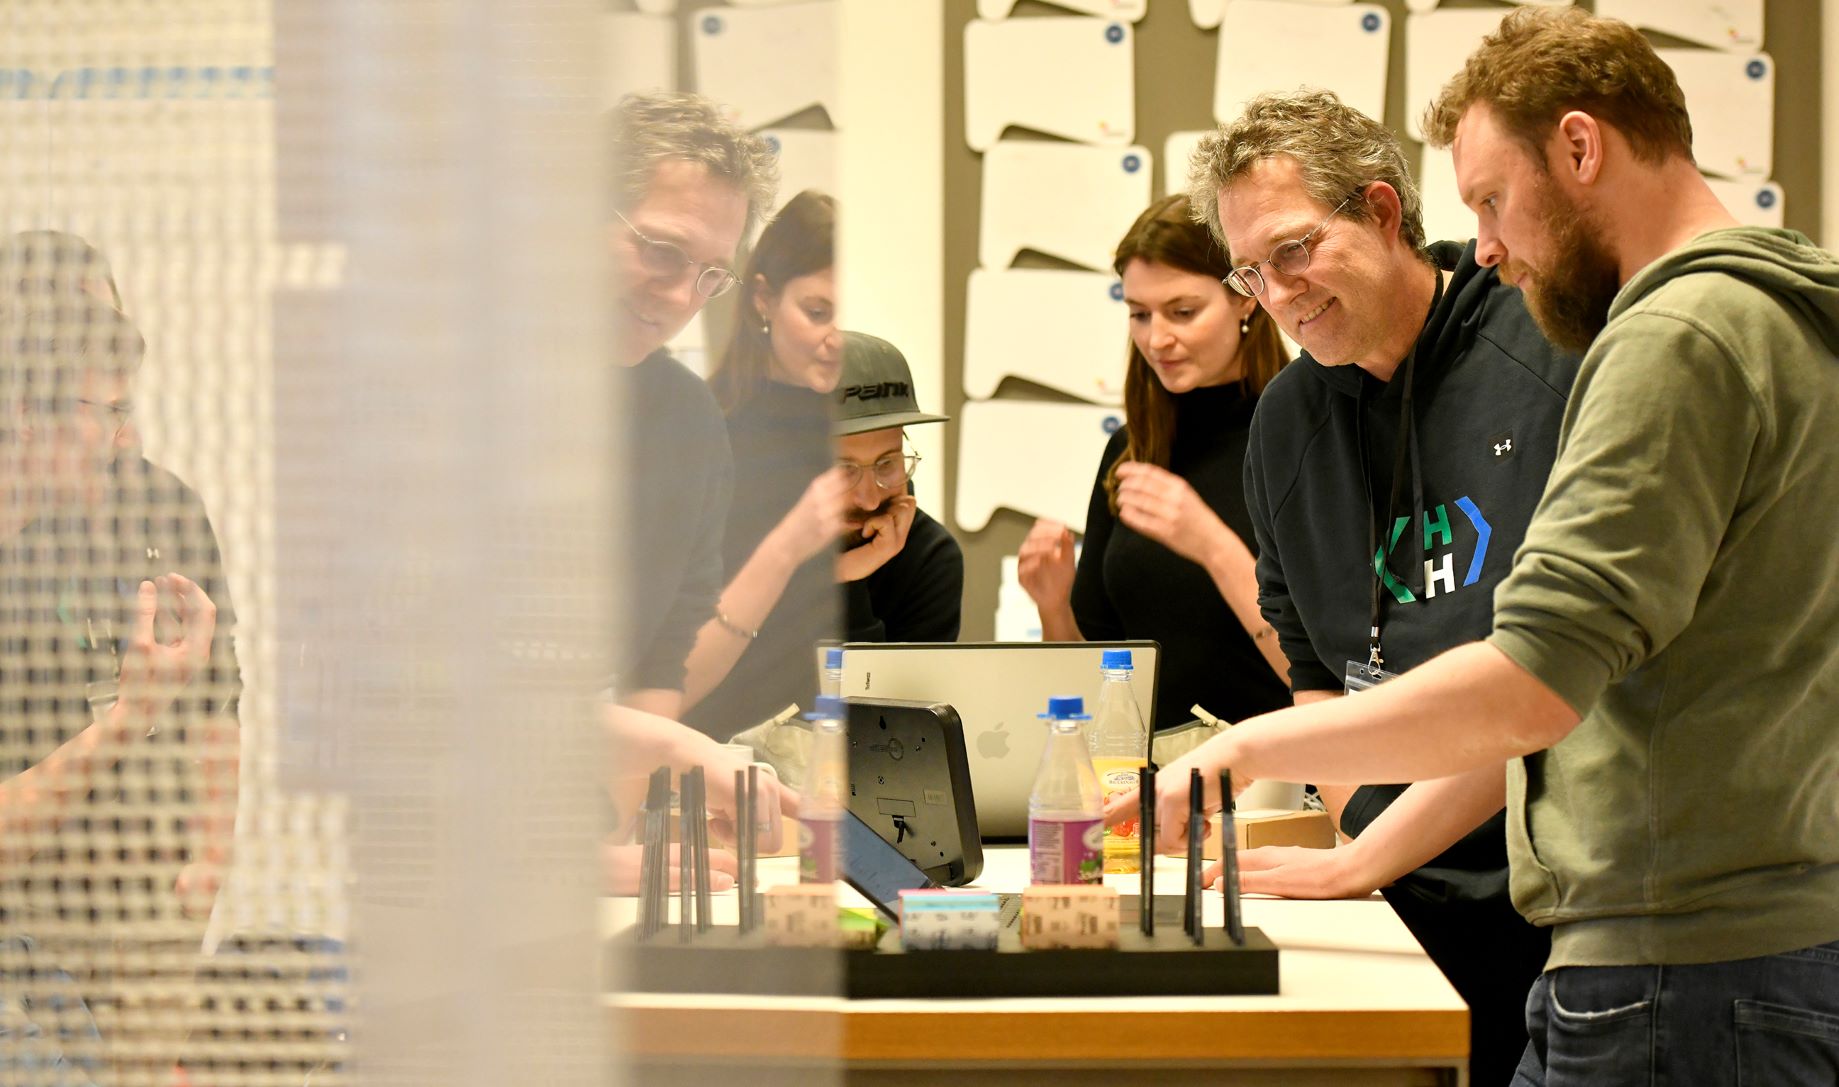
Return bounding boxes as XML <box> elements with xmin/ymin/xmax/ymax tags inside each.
<box><xmin>800</xmin><ymin>815</ymin><xmax>840</xmax><ymax>884</ymax></box>
<box><xmin>1093</xmin><ymin>759</ymin><xmax>1145</xmax><ymax>874</ymax></box>
<box><xmin>1029</xmin><ymin>816</ymin><xmax>1104</xmax><ymax>885</ymax></box>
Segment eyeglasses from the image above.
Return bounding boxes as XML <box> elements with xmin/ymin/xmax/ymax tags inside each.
<box><xmin>836</xmin><ymin>450</ymin><xmax>921</xmax><ymax>491</ymax></box>
<box><xmin>75</xmin><ymin>397</ymin><xmax>133</xmax><ymax>440</ymax></box>
<box><xmin>613</xmin><ymin>209</ymin><xmax>739</xmax><ymax>299</ymax></box>
<box><xmin>1224</xmin><ymin>192</ymin><xmax>1359</xmax><ymax>298</ymax></box>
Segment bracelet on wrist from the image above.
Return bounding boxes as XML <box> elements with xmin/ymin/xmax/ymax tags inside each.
<box><xmin>713</xmin><ymin>605</ymin><xmax>759</xmax><ymax>640</ymax></box>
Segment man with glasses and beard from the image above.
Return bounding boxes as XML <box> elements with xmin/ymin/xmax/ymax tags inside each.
<box><xmin>684</xmin><ymin>330</ymin><xmax>962</xmax><ymax>740</ymax></box>
<box><xmin>1154</xmin><ymin>89</ymin><xmax>1580</xmax><ymax>1085</ymax></box>
<box><xmin>1130</xmin><ymin>11</ymin><xmax>1839</xmax><ymax>1085</ymax></box>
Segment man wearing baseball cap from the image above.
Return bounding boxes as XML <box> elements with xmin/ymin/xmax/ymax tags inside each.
<box><xmin>833</xmin><ymin>331</ymin><xmax>962</xmax><ymax>643</ymax></box>
<box><xmin>681</xmin><ymin>330</ymin><xmax>963</xmax><ymax>739</ymax></box>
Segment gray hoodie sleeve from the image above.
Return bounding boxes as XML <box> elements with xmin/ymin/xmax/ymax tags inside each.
<box><xmin>1487</xmin><ymin>309</ymin><xmax>1762</xmax><ymax>714</ymax></box>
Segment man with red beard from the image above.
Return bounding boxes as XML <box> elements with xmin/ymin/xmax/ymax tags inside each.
<box><xmin>1128</xmin><ymin>10</ymin><xmax>1839</xmax><ymax>1085</ymax></box>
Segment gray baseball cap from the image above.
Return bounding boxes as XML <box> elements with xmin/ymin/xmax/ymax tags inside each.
<box><xmin>834</xmin><ymin>330</ymin><xmax>950</xmax><ymax>436</ymax></box>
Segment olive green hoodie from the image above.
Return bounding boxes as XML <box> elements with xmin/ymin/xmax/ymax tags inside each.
<box><xmin>1488</xmin><ymin>227</ymin><xmax>1839</xmax><ymax>969</ymax></box>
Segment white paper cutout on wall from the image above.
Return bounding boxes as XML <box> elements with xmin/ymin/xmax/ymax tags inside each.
<box><xmin>603</xmin><ymin>13</ymin><xmax>675</xmax><ymax>106</ymax></box>
<box><xmin>1659</xmin><ymin>50</ymin><xmax>1772</xmax><ymax>179</ymax></box>
<box><xmin>1190</xmin><ymin>0</ymin><xmax>1224</xmax><ymax>28</ymax></box>
<box><xmin>1163</xmin><ymin>131</ymin><xmax>1210</xmax><ymax>198</ymax></box>
<box><xmin>964</xmin><ymin>269</ymin><xmax>1128</xmax><ymax>404</ymax></box>
<box><xmin>1416</xmin><ymin>145</ymin><xmax>1474</xmax><ymax>248</ymax></box>
<box><xmin>978</xmin><ymin>0</ymin><xmax>1146</xmax><ymax>21</ymax></box>
<box><xmin>1216</xmin><ymin>2</ymin><xmax>1389</xmax><ymax>126</ymax></box>
<box><xmin>692</xmin><ymin>1</ymin><xmax>839</xmax><ymax>130</ymax></box>
<box><xmin>964</xmin><ymin>17</ymin><xmax>1135</xmax><ymax>151</ymax></box>
<box><xmin>1596</xmin><ymin>0</ymin><xmax>1761</xmax><ymax>50</ymax></box>
<box><xmin>1706</xmin><ymin>178</ymin><xmax>1784</xmax><ymax>228</ymax></box>
<box><xmin>1404</xmin><ymin>8</ymin><xmax>1513</xmax><ymax>141</ymax></box>
<box><xmin>980</xmin><ymin>142</ymin><xmax>1152</xmax><ymax>271</ymax></box>
<box><xmin>956</xmin><ymin>400</ymin><xmax>1123</xmax><ymax>533</ymax></box>
<box><xmin>634</xmin><ymin>0</ymin><xmax>677</xmax><ymax>13</ymax></box>
<box><xmin>1404</xmin><ymin>0</ymin><xmax>1571</xmax><ymax>11</ymax></box>
<box><xmin>754</xmin><ymin>129</ymin><xmax>837</xmax><ymax>239</ymax></box>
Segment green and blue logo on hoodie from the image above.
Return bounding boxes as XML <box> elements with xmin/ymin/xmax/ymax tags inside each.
<box><xmin>1373</xmin><ymin>499</ymin><xmax>1492</xmax><ymax>604</ymax></box>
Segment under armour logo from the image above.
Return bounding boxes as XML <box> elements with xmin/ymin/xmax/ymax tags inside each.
<box><xmin>1487</xmin><ymin>430</ymin><xmax>1517</xmax><ymax>463</ymax></box>
<box><xmin>1493</xmin><ymin>439</ymin><xmax>1512</xmax><ymax>456</ymax></box>
<box><xmin>145</xmin><ymin>546</ymin><xmax>160</xmax><ymax>560</ymax></box>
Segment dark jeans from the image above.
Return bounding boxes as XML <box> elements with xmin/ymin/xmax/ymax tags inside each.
<box><xmin>1512</xmin><ymin>939</ymin><xmax>1839</xmax><ymax>1087</ymax></box>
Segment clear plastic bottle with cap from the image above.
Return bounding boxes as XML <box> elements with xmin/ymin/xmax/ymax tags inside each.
<box><xmin>820</xmin><ymin>647</ymin><xmax>844</xmax><ymax>700</ymax></box>
<box><xmin>1028</xmin><ymin>695</ymin><xmax>1105</xmax><ymax>886</ymax></box>
<box><xmin>1089</xmin><ymin>649</ymin><xmax>1148</xmax><ymax>874</ymax></box>
<box><xmin>800</xmin><ymin>694</ymin><xmax>848</xmax><ymax>884</ymax></box>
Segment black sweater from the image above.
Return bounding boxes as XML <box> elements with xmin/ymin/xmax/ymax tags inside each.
<box><xmin>1071</xmin><ymin>383</ymin><xmax>1292</xmax><ymax>733</ymax></box>
<box><xmin>1243</xmin><ymin>240</ymin><xmax>1578</xmax><ymax>1083</ymax></box>
<box><xmin>613</xmin><ymin>350</ymin><xmax>732</xmax><ymax>695</ymax></box>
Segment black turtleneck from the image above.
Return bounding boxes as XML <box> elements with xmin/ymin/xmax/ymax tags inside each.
<box><xmin>1069</xmin><ymin>381</ymin><xmax>1292</xmax><ymax>733</ymax></box>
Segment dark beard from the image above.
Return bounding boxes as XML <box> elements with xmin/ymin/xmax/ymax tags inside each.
<box><xmin>842</xmin><ymin>497</ymin><xmax>896</xmax><ymax>549</ymax></box>
<box><xmin>1517</xmin><ymin>181</ymin><xmax>1623</xmax><ymax>356</ymax></box>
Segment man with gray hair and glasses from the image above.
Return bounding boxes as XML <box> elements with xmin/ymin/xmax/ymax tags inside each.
<box><xmin>1156</xmin><ymin>88</ymin><xmax>1579</xmax><ymax>1085</ymax></box>
<box><xmin>603</xmin><ymin>90</ymin><xmax>797</xmax><ymax>890</ymax></box>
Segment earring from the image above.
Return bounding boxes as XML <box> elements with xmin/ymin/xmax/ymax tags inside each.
<box><xmin>1239</xmin><ymin>317</ymin><xmax>1251</xmax><ymax>336</ymax></box>
<box><xmin>760</xmin><ymin>320</ymin><xmax>772</xmax><ymax>336</ymax></box>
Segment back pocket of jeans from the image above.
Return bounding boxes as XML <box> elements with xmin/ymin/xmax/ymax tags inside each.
<box><xmin>1736</xmin><ymin>1000</ymin><xmax>1839</xmax><ymax>1086</ymax></box>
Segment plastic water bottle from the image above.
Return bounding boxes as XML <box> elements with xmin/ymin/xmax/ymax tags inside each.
<box><xmin>820</xmin><ymin>647</ymin><xmax>844</xmax><ymax>699</ymax></box>
<box><xmin>1028</xmin><ymin>696</ymin><xmax>1104</xmax><ymax>886</ymax></box>
<box><xmin>800</xmin><ymin>695</ymin><xmax>847</xmax><ymax>884</ymax></box>
<box><xmin>1089</xmin><ymin>649</ymin><xmax>1148</xmax><ymax>874</ymax></box>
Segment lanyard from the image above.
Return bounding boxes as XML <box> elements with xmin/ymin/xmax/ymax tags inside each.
<box><xmin>1366</xmin><ymin>270</ymin><xmax>1445</xmax><ymax>671</ymax></box>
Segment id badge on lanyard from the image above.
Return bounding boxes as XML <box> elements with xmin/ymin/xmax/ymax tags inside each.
<box><xmin>1344</xmin><ymin>659</ymin><xmax>1399</xmax><ymax>695</ymax></box>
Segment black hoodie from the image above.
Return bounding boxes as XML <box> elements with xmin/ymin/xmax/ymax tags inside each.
<box><xmin>1243</xmin><ymin>240</ymin><xmax>1578</xmax><ymax>1082</ymax></box>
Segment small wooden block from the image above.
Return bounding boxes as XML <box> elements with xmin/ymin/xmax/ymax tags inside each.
<box><xmin>763</xmin><ymin>884</ymin><xmax>839</xmax><ymax>948</ymax></box>
<box><xmin>898</xmin><ymin>890</ymin><xmax>1002</xmax><ymax>951</ymax></box>
<box><xmin>1019</xmin><ymin>885</ymin><xmax>1119</xmax><ymax>950</ymax></box>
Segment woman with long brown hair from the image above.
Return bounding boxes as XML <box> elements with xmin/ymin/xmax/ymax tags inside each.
<box><xmin>1018</xmin><ymin>193</ymin><xmax>1292</xmax><ymax>733</ymax></box>
<box><xmin>680</xmin><ymin>189</ymin><xmax>845</xmax><ymax>736</ymax></box>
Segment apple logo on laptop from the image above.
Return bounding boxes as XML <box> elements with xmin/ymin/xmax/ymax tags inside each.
<box><xmin>977</xmin><ymin>719</ymin><xmax>1010</xmax><ymax>759</ymax></box>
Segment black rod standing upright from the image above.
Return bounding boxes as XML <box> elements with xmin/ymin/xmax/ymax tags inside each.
<box><xmin>1219</xmin><ymin>770</ymin><xmax>1246</xmax><ymax>946</ymax></box>
<box><xmin>689</xmin><ymin>767</ymin><xmax>712</xmax><ymax>934</ymax></box>
<box><xmin>744</xmin><ymin>764</ymin><xmax>761</xmax><ymax>934</ymax></box>
<box><xmin>1187</xmin><ymin>767</ymin><xmax>1205</xmax><ymax>946</ymax></box>
<box><xmin>641</xmin><ymin>766</ymin><xmax>671</xmax><ymax>939</ymax></box>
<box><xmin>1138</xmin><ymin>763</ymin><xmax>1156</xmax><ymax>937</ymax></box>
<box><xmin>734</xmin><ymin>768</ymin><xmax>750</xmax><ymax>934</ymax></box>
<box><xmin>678</xmin><ymin>770</ymin><xmax>693</xmax><ymax>943</ymax></box>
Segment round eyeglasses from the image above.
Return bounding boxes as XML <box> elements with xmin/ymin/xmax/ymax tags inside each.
<box><xmin>836</xmin><ymin>450</ymin><xmax>921</xmax><ymax>491</ymax></box>
<box><xmin>614</xmin><ymin>209</ymin><xmax>739</xmax><ymax>299</ymax></box>
<box><xmin>1223</xmin><ymin>192</ymin><xmax>1358</xmax><ymax>299</ymax></box>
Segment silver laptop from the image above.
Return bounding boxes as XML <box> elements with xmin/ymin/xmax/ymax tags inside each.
<box><xmin>840</xmin><ymin>641</ymin><xmax>1160</xmax><ymax>839</ymax></box>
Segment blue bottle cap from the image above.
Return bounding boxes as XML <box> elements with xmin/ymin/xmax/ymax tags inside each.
<box><xmin>824</xmin><ymin>647</ymin><xmax>844</xmax><ymax>669</ymax></box>
<box><xmin>1038</xmin><ymin>695</ymin><xmax>1091</xmax><ymax>721</ymax></box>
<box><xmin>1100</xmin><ymin>649</ymin><xmax>1133</xmax><ymax>670</ymax></box>
<box><xmin>806</xmin><ymin>695</ymin><xmax>847</xmax><ymax>721</ymax></box>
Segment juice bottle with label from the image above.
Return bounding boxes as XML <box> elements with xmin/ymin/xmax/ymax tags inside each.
<box><xmin>1028</xmin><ymin>696</ymin><xmax>1104</xmax><ymax>885</ymax></box>
<box><xmin>1089</xmin><ymin>649</ymin><xmax>1148</xmax><ymax>874</ymax></box>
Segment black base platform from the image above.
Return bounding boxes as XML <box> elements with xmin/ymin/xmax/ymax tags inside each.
<box><xmin>618</xmin><ymin>895</ymin><xmax>1279</xmax><ymax>1000</ymax></box>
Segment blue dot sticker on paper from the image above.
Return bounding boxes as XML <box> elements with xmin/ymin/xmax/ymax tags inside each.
<box><xmin>1109</xmin><ymin>282</ymin><xmax>1124</xmax><ymax>302</ymax></box>
<box><xmin>1756</xmin><ymin>188</ymin><xmax>1777</xmax><ymax>209</ymax></box>
<box><xmin>1362</xmin><ymin>12</ymin><xmax>1381</xmax><ymax>33</ymax></box>
<box><xmin>702</xmin><ymin>14</ymin><xmax>723</xmax><ymax>36</ymax></box>
<box><xmin>765</xmin><ymin>134</ymin><xmax>782</xmax><ymax>155</ymax></box>
<box><xmin>1122</xmin><ymin>154</ymin><xmax>1141</xmax><ymax>174</ymax></box>
<box><xmin>1103</xmin><ymin>415</ymin><xmax>1122</xmax><ymax>434</ymax></box>
<box><xmin>1105</xmin><ymin>23</ymin><xmax>1125</xmax><ymax>45</ymax></box>
<box><xmin>1746</xmin><ymin>59</ymin><xmax>1766</xmax><ymax>80</ymax></box>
